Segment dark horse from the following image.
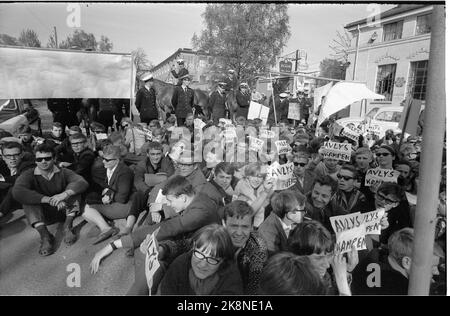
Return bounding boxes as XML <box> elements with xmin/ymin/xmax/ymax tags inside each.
<box><xmin>152</xmin><ymin>78</ymin><xmax>210</xmax><ymax>121</ymax></box>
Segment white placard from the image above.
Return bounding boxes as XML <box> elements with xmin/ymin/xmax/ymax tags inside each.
<box><xmin>248</xmin><ymin>101</ymin><xmax>269</xmax><ymax>125</ymax></box>
<box><xmin>275</xmin><ymin>140</ymin><xmax>292</xmax><ymax>155</ymax></box>
<box><xmin>267</xmin><ymin>161</ymin><xmax>296</xmax><ymax>190</ymax></box>
<box><xmin>320</xmin><ymin>141</ymin><xmax>352</xmax><ymax>162</ymax></box>
<box><xmin>144</xmin><ymin>227</ymin><xmax>160</xmax><ymax>296</ymax></box>
<box><xmin>249</xmin><ymin>136</ymin><xmax>264</xmax><ymax>152</ymax></box>
<box><xmin>288</xmin><ymin>102</ymin><xmax>301</xmax><ymax>120</ymax></box>
<box><xmin>364</xmin><ymin>168</ymin><xmax>400</xmax><ymax>186</ymax></box>
<box><xmin>259</xmin><ymin>129</ymin><xmax>276</xmax><ymax>139</ymax></box>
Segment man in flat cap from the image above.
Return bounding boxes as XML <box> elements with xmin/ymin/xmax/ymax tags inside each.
<box><xmin>171</xmin><ymin>74</ymin><xmax>195</xmax><ymax>127</ymax></box>
<box><xmin>171</xmin><ymin>59</ymin><xmax>189</xmax><ymax>86</ymax></box>
<box><xmin>135</xmin><ymin>73</ymin><xmax>158</xmax><ymax>124</ymax></box>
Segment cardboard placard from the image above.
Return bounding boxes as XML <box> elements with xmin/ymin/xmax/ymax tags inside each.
<box><xmin>275</xmin><ymin>140</ymin><xmax>292</xmax><ymax>155</ymax></box>
<box><xmin>145</xmin><ymin>227</ymin><xmax>161</xmax><ymax>296</ymax></box>
<box><xmin>364</xmin><ymin>168</ymin><xmax>399</xmax><ymax>186</ymax></box>
<box><xmin>267</xmin><ymin>161</ymin><xmax>296</xmax><ymax>191</ymax></box>
<box><xmin>341</xmin><ymin>125</ymin><xmax>362</xmax><ymax>143</ymax></box>
<box><xmin>194</xmin><ymin>118</ymin><xmax>206</xmax><ymax>130</ymax></box>
<box><xmin>249</xmin><ymin>136</ymin><xmax>264</xmax><ymax>152</ymax></box>
<box><xmin>259</xmin><ymin>129</ymin><xmax>276</xmax><ymax>139</ymax></box>
<box><xmin>361</xmin><ymin>209</ymin><xmax>385</xmax><ymax>235</ymax></box>
<box><xmin>320</xmin><ymin>141</ymin><xmax>352</xmax><ymax>162</ymax></box>
<box><xmin>248</xmin><ymin>101</ymin><xmax>269</xmax><ymax>125</ymax></box>
<box><xmin>288</xmin><ymin>102</ymin><xmax>301</xmax><ymax>120</ymax></box>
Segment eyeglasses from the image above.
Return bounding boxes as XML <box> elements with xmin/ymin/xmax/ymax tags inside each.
<box><xmin>294</xmin><ymin>162</ymin><xmax>307</xmax><ymax>167</ymax></box>
<box><xmin>337</xmin><ymin>174</ymin><xmax>354</xmax><ymax>181</ymax></box>
<box><xmin>376</xmin><ymin>192</ymin><xmax>399</xmax><ymax>204</ymax></box>
<box><xmin>376</xmin><ymin>152</ymin><xmax>391</xmax><ymax>157</ymax></box>
<box><xmin>71</xmin><ymin>141</ymin><xmax>85</xmax><ymax>146</ymax></box>
<box><xmin>3</xmin><ymin>154</ymin><xmax>21</xmax><ymax>159</ymax></box>
<box><xmin>35</xmin><ymin>157</ymin><xmax>53</xmax><ymax>162</ymax></box>
<box><xmin>102</xmin><ymin>157</ymin><xmax>117</xmax><ymax>162</ymax></box>
<box><xmin>193</xmin><ymin>250</ymin><xmax>221</xmax><ymax>265</ymax></box>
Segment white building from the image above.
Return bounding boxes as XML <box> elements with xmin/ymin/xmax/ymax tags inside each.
<box><xmin>345</xmin><ymin>4</ymin><xmax>432</xmax><ymax>116</ymax></box>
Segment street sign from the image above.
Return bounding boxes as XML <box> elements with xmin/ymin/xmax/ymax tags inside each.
<box><xmin>279</xmin><ymin>60</ymin><xmax>292</xmax><ymax>73</ymax></box>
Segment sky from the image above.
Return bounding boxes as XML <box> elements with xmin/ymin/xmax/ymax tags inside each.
<box><xmin>0</xmin><ymin>2</ymin><xmax>397</xmax><ymax>70</ymax></box>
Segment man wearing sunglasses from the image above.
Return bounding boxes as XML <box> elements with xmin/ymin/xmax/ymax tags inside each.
<box><xmin>375</xmin><ymin>144</ymin><xmax>395</xmax><ymax>170</ymax></box>
<box><xmin>12</xmin><ymin>143</ymin><xmax>88</xmax><ymax>256</ymax></box>
<box><xmin>291</xmin><ymin>149</ymin><xmax>315</xmax><ymax>195</ymax></box>
<box><xmin>333</xmin><ymin>164</ymin><xmax>367</xmax><ymax>214</ymax></box>
<box><xmin>0</xmin><ymin>142</ymin><xmax>35</xmax><ymax>223</ymax></box>
<box><xmin>65</xmin><ymin>133</ymin><xmax>96</xmax><ymax>184</ymax></box>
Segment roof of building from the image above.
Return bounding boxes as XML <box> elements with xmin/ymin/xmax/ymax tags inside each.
<box><xmin>345</xmin><ymin>4</ymin><xmax>430</xmax><ymax>29</ymax></box>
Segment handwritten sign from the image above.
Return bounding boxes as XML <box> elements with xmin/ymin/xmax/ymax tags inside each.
<box><xmin>368</xmin><ymin>124</ymin><xmax>382</xmax><ymax>137</ymax></box>
<box><xmin>267</xmin><ymin>161</ymin><xmax>296</xmax><ymax>191</ymax></box>
<box><xmin>330</xmin><ymin>210</ymin><xmax>385</xmax><ymax>254</ymax></box>
<box><xmin>248</xmin><ymin>101</ymin><xmax>269</xmax><ymax>125</ymax></box>
<box><xmin>364</xmin><ymin>168</ymin><xmax>399</xmax><ymax>186</ymax></box>
<box><xmin>223</xmin><ymin>127</ymin><xmax>237</xmax><ymax>140</ymax></box>
<box><xmin>95</xmin><ymin>133</ymin><xmax>108</xmax><ymax>140</ymax></box>
<box><xmin>249</xmin><ymin>136</ymin><xmax>264</xmax><ymax>152</ymax></box>
<box><xmin>194</xmin><ymin>118</ymin><xmax>206</xmax><ymax>130</ymax></box>
<box><xmin>341</xmin><ymin>125</ymin><xmax>362</xmax><ymax>143</ymax></box>
<box><xmin>275</xmin><ymin>140</ymin><xmax>292</xmax><ymax>155</ymax></box>
<box><xmin>259</xmin><ymin>129</ymin><xmax>275</xmax><ymax>139</ymax></box>
<box><xmin>288</xmin><ymin>102</ymin><xmax>301</xmax><ymax>120</ymax></box>
<box><xmin>321</xmin><ymin>141</ymin><xmax>352</xmax><ymax>162</ymax></box>
<box><xmin>145</xmin><ymin>228</ymin><xmax>161</xmax><ymax>295</ymax></box>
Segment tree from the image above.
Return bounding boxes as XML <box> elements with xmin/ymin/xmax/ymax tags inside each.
<box><xmin>0</xmin><ymin>34</ymin><xmax>18</xmax><ymax>46</ymax></box>
<box><xmin>132</xmin><ymin>48</ymin><xmax>153</xmax><ymax>77</ymax></box>
<box><xmin>47</xmin><ymin>32</ymin><xmax>58</xmax><ymax>49</ymax></box>
<box><xmin>320</xmin><ymin>58</ymin><xmax>347</xmax><ymax>80</ymax></box>
<box><xmin>329</xmin><ymin>28</ymin><xmax>352</xmax><ymax>63</ymax></box>
<box><xmin>98</xmin><ymin>35</ymin><xmax>113</xmax><ymax>52</ymax></box>
<box><xmin>192</xmin><ymin>3</ymin><xmax>290</xmax><ymax>84</ymax></box>
<box><xmin>18</xmin><ymin>29</ymin><xmax>41</xmax><ymax>47</ymax></box>
<box><xmin>59</xmin><ymin>30</ymin><xmax>97</xmax><ymax>50</ymax></box>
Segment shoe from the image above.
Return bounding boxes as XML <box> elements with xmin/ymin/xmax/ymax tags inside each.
<box><xmin>39</xmin><ymin>235</ymin><xmax>55</xmax><ymax>256</ymax></box>
<box><xmin>63</xmin><ymin>228</ymin><xmax>77</xmax><ymax>246</ymax></box>
<box><xmin>92</xmin><ymin>227</ymin><xmax>119</xmax><ymax>245</ymax></box>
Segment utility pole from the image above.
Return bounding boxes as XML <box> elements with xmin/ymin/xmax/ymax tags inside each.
<box><xmin>53</xmin><ymin>26</ymin><xmax>58</xmax><ymax>48</ymax></box>
<box><xmin>295</xmin><ymin>49</ymin><xmax>299</xmax><ymax>72</ymax></box>
<box><xmin>352</xmin><ymin>25</ymin><xmax>360</xmax><ymax>80</ymax></box>
<box><xmin>408</xmin><ymin>5</ymin><xmax>445</xmax><ymax>295</ymax></box>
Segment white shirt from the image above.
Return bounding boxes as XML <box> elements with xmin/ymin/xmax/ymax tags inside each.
<box><xmin>106</xmin><ymin>163</ymin><xmax>119</xmax><ymax>185</ymax></box>
<box><xmin>278</xmin><ymin>217</ymin><xmax>292</xmax><ymax>238</ymax></box>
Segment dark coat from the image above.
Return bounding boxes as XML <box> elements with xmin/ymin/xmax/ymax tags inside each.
<box><xmin>104</xmin><ymin>161</ymin><xmax>134</xmax><ymax>204</ymax></box>
<box><xmin>305</xmin><ymin>192</ymin><xmax>348</xmax><ymax>233</ymax></box>
<box><xmin>134</xmin><ymin>156</ymin><xmax>175</xmax><ymax>193</ymax></box>
<box><xmin>160</xmin><ymin>251</ymin><xmax>243</xmax><ymax>295</ymax></box>
<box><xmin>135</xmin><ymin>86</ymin><xmax>158</xmax><ymax>121</ymax></box>
<box><xmin>208</xmin><ymin>90</ymin><xmax>227</xmax><ymax>121</ymax></box>
<box><xmin>268</xmin><ymin>96</ymin><xmax>289</xmax><ymax>124</ymax></box>
<box><xmin>171</xmin><ymin>86</ymin><xmax>195</xmax><ymax>119</ymax></box>
<box><xmin>47</xmin><ymin>99</ymin><xmax>81</xmax><ymax>127</ymax></box>
<box><xmin>171</xmin><ymin>68</ymin><xmax>189</xmax><ymax>86</ymax></box>
<box><xmin>257</xmin><ymin>212</ymin><xmax>289</xmax><ymax>256</ymax></box>
<box><xmin>68</xmin><ymin>147</ymin><xmax>96</xmax><ymax>184</ymax></box>
<box><xmin>0</xmin><ymin>156</ymin><xmax>36</xmax><ymax>190</ymax></box>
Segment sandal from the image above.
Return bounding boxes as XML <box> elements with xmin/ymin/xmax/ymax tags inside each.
<box><xmin>63</xmin><ymin>228</ymin><xmax>77</xmax><ymax>246</ymax></box>
<box><xmin>39</xmin><ymin>235</ymin><xmax>55</xmax><ymax>256</ymax></box>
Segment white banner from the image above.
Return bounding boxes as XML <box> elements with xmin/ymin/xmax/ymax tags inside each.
<box><xmin>0</xmin><ymin>46</ymin><xmax>134</xmax><ymax>99</ymax></box>
<box><xmin>288</xmin><ymin>102</ymin><xmax>300</xmax><ymax>120</ymax></box>
<box><xmin>267</xmin><ymin>161</ymin><xmax>296</xmax><ymax>191</ymax></box>
<box><xmin>247</xmin><ymin>101</ymin><xmax>269</xmax><ymax>125</ymax></box>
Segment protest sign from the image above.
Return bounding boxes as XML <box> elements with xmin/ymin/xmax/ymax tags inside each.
<box><xmin>364</xmin><ymin>168</ymin><xmax>399</xmax><ymax>186</ymax></box>
<box><xmin>249</xmin><ymin>136</ymin><xmax>264</xmax><ymax>152</ymax></box>
<box><xmin>368</xmin><ymin>124</ymin><xmax>382</xmax><ymax>138</ymax></box>
<box><xmin>223</xmin><ymin>127</ymin><xmax>237</xmax><ymax>140</ymax></box>
<box><xmin>259</xmin><ymin>129</ymin><xmax>276</xmax><ymax>139</ymax></box>
<box><xmin>288</xmin><ymin>102</ymin><xmax>301</xmax><ymax>120</ymax></box>
<box><xmin>194</xmin><ymin>118</ymin><xmax>206</xmax><ymax>130</ymax></box>
<box><xmin>136</xmin><ymin>126</ymin><xmax>153</xmax><ymax>141</ymax></box>
<box><xmin>360</xmin><ymin>209</ymin><xmax>385</xmax><ymax>235</ymax></box>
<box><xmin>330</xmin><ymin>212</ymin><xmax>367</xmax><ymax>254</ymax></box>
<box><xmin>248</xmin><ymin>101</ymin><xmax>269</xmax><ymax>125</ymax></box>
<box><xmin>340</xmin><ymin>125</ymin><xmax>362</xmax><ymax>143</ymax></box>
<box><xmin>275</xmin><ymin>140</ymin><xmax>292</xmax><ymax>155</ymax></box>
<box><xmin>144</xmin><ymin>228</ymin><xmax>161</xmax><ymax>296</ymax></box>
<box><xmin>320</xmin><ymin>141</ymin><xmax>352</xmax><ymax>162</ymax></box>
<box><xmin>267</xmin><ymin>161</ymin><xmax>296</xmax><ymax>190</ymax></box>
<box><xmin>95</xmin><ymin>133</ymin><xmax>108</xmax><ymax>140</ymax></box>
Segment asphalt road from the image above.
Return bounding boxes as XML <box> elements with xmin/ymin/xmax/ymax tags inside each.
<box><xmin>0</xmin><ymin>102</ymin><xmax>136</xmax><ymax>295</ymax></box>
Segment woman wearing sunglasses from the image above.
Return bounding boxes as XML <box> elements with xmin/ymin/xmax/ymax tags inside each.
<box><xmin>159</xmin><ymin>224</ymin><xmax>243</xmax><ymax>295</ymax></box>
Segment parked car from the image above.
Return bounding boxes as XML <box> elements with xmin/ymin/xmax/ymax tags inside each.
<box><xmin>336</xmin><ymin>106</ymin><xmax>404</xmax><ymax>138</ymax></box>
<box><xmin>0</xmin><ymin>99</ymin><xmax>42</xmax><ymax>135</ymax></box>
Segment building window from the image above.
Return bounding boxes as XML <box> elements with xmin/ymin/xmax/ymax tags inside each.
<box><xmin>383</xmin><ymin>21</ymin><xmax>403</xmax><ymax>41</ymax></box>
<box><xmin>407</xmin><ymin>60</ymin><xmax>428</xmax><ymax>100</ymax></box>
<box><xmin>375</xmin><ymin>64</ymin><xmax>396</xmax><ymax>101</ymax></box>
<box><xmin>416</xmin><ymin>14</ymin><xmax>432</xmax><ymax>35</ymax></box>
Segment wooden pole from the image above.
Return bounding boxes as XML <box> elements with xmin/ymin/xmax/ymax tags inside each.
<box><xmin>130</xmin><ymin>53</ymin><xmax>134</xmax><ymax>120</ymax></box>
<box><xmin>408</xmin><ymin>5</ymin><xmax>445</xmax><ymax>296</ymax></box>
<box><xmin>269</xmin><ymin>72</ymin><xmax>277</xmax><ymax>125</ymax></box>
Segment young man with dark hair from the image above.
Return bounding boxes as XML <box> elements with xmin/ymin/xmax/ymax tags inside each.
<box><xmin>0</xmin><ymin>142</ymin><xmax>35</xmax><ymax>222</ymax></box>
<box><xmin>43</xmin><ymin>122</ymin><xmax>66</xmax><ymax>148</ymax></box>
<box><xmin>12</xmin><ymin>143</ymin><xmax>89</xmax><ymax>255</ymax></box>
<box><xmin>66</xmin><ymin>133</ymin><xmax>96</xmax><ymax>183</ymax></box>
<box><xmin>210</xmin><ymin>162</ymin><xmax>236</xmax><ymax>206</ymax></box>
<box><xmin>333</xmin><ymin>164</ymin><xmax>368</xmax><ymax>214</ymax></box>
<box><xmin>305</xmin><ymin>175</ymin><xmax>347</xmax><ymax>233</ymax></box>
<box><xmin>15</xmin><ymin>124</ymin><xmax>36</xmax><ymax>154</ymax></box>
